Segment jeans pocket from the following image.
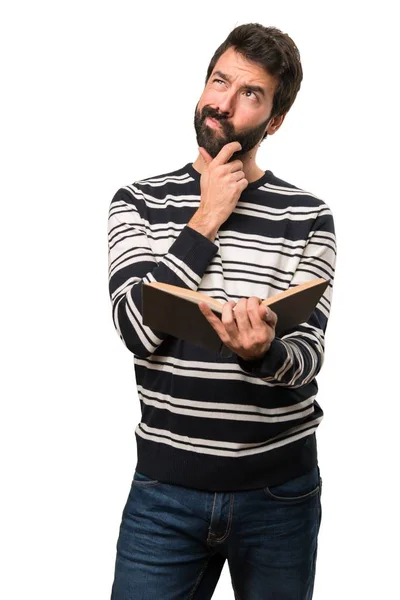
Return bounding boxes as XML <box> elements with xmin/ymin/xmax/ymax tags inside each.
<box><xmin>264</xmin><ymin>467</ymin><xmax>320</xmax><ymax>502</ymax></box>
<box><xmin>132</xmin><ymin>471</ymin><xmax>161</xmax><ymax>487</ymax></box>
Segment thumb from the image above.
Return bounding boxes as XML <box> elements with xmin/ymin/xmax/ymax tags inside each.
<box><xmin>198</xmin><ymin>146</ymin><xmax>213</xmax><ymax>165</ymax></box>
<box><xmin>260</xmin><ymin>304</ymin><xmax>277</xmax><ymax>328</ymax></box>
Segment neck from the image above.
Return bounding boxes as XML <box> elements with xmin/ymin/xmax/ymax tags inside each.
<box><xmin>192</xmin><ymin>149</ymin><xmax>265</xmax><ymax>183</ymax></box>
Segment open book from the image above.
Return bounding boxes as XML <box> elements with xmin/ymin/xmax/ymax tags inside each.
<box><xmin>142</xmin><ymin>278</ymin><xmax>328</xmax><ymax>356</ymax></box>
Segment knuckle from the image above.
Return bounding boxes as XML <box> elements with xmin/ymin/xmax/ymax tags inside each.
<box><xmin>248</xmin><ymin>296</ymin><xmax>259</xmax><ymax>307</ymax></box>
<box><xmin>243</xmin><ymin>340</ymin><xmax>253</xmax><ymax>352</ymax></box>
<box><xmin>222</xmin><ymin>315</ymin><xmax>235</xmax><ymax>327</ymax></box>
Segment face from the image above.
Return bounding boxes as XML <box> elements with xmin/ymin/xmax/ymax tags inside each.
<box><xmin>194</xmin><ymin>47</ymin><xmax>282</xmax><ymax>160</ymax></box>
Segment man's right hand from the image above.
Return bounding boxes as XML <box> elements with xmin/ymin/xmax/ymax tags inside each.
<box><xmin>188</xmin><ymin>142</ymin><xmax>248</xmax><ymax>241</ymax></box>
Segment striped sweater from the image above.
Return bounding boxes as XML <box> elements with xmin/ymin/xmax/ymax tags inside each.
<box><xmin>107</xmin><ymin>162</ymin><xmax>336</xmax><ymax>491</ymax></box>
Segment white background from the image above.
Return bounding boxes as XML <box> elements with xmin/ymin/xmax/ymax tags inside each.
<box><xmin>1</xmin><ymin>1</ymin><xmax>399</xmax><ymax>598</ymax></box>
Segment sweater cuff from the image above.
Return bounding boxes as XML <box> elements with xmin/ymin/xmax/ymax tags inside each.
<box><xmin>168</xmin><ymin>225</ymin><xmax>218</xmax><ymax>279</ymax></box>
<box><xmin>236</xmin><ymin>338</ymin><xmax>288</xmax><ymax>378</ymax></box>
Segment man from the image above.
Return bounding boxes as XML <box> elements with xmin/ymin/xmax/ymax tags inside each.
<box><xmin>108</xmin><ymin>23</ymin><xmax>336</xmax><ymax>600</ymax></box>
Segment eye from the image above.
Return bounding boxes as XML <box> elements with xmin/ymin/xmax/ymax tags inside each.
<box><xmin>212</xmin><ymin>78</ymin><xmax>225</xmax><ymax>85</ymax></box>
<box><xmin>244</xmin><ymin>89</ymin><xmax>257</xmax><ymax>100</ymax></box>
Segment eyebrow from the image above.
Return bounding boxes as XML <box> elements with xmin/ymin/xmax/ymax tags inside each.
<box><xmin>212</xmin><ymin>70</ymin><xmax>266</xmax><ymax>98</ymax></box>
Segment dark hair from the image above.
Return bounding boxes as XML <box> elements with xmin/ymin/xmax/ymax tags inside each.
<box><xmin>205</xmin><ymin>23</ymin><xmax>303</xmax><ymax>120</ymax></box>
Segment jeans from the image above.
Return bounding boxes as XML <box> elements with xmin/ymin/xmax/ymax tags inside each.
<box><xmin>110</xmin><ymin>466</ymin><xmax>322</xmax><ymax>600</ymax></box>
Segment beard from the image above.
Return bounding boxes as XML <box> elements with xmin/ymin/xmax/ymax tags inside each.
<box><xmin>194</xmin><ymin>102</ymin><xmax>271</xmax><ymax>161</ymax></box>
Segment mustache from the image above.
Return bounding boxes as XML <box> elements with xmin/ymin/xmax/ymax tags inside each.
<box><xmin>200</xmin><ymin>106</ymin><xmax>230</xmax><ymax>123</ymax></box>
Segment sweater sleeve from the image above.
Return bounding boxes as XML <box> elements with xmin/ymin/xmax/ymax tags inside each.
<box><xmin>236</xmin><ymin>206</ymin><xmax>336</xmax><ymax>387</ymax></box>
<box><xmin>108</xmin><ymin>186</ymin><xmax>218</xmax><ymax>357</ymax></box>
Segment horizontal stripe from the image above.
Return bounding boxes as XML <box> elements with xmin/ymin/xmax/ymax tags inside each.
<box><xmin>137</xmin><ymin>176</ymin><xmax>195</xmax><ymax>186</ymax></box>
<box><xmin>139</xmin><ymin>392</ymin><xmax>315</xmax><ymax>424</ymax></box>
<box><xmin>135</xmin><ymin>418</ymin><xmax>323</xmax><ymax>458</ymax></box>
<box><xmin>135</xmin><ymin>356</ymin><xmax>272</xmax><ymax>386</ymax></box>
<box><xmin>137</xmin><ymin>383</ymin><xmax>316</xmax><ymax>416</ymax></box>
<box><xmin>233</xmin><ymin>206</ymin><xmax>330</xmax><ymax>222</ymax></box>
<box><xmin>161</xmin><ymin>254</ymin><xmax>200</xmax><ymax>288</ymax></box>
<box><xmin>219</xmin><ymin>230</ymin><xmax>307</xmax><ymax>249</ymax></box>
<box><xmin>260</xmin><ymin>183</ymin><xmax>322</xmax><ymax>200</ymax></box>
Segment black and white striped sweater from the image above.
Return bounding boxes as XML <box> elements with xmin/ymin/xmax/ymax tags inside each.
<box><xmin>107</xmin><ymin>162</ymin><xmax>336</xmax><ymax>491</ymax></box>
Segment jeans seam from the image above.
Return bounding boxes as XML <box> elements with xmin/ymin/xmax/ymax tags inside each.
<box><xmin>263</xmin><ymin>483</ymin><xmax>320</xmax><ymax>502</ymax></box>
<box><xmin>207</xmin><ymin>493</ymin><xmax>234</xmax><ymax>544</ymax></box>
<box><xmin>207</xmin><ymin>493</ymin><xmax>217</xmax><ymax>540</ymax></box>
<box><xmin>187</xmin><ymin>554</ymin><xmax>213</xmax><ymax>600</ymax></box>
<box><xmin>215</xmin><ymin>493</ymin><xmax>234</xmax><ymax>542</ymax></box>
<box><xmin>132</xmin><ymin>471</ymin><xmax>161</xmax><ymax>486</ymax></box>
<box><xmin>132</xmin><ymin>481</ymin><xmax>161</xmax><ymax>487</ymax></box>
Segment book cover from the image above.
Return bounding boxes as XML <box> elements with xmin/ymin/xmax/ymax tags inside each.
<box><xmin>142</xmin><ymin>278</ymin><xmax>328</xmax><ymax>355</ymax></box>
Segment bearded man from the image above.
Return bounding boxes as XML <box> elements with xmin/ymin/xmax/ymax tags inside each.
<box><xmin>108</xmin><ymin>22</ymin><xmax>336</xmax><ymax>600</ymax></box>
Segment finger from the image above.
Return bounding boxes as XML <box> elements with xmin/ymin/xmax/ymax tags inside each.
<box><xmin>198</xmin><ymin>146</ymin><xmax>213</xmax><ymax>165</ymax></box>
<box><xmin>238</xmin><ymin>178</ymin><xmax>249</xmax><ymax>192</ymax></box>
<box><xmin>260</xmin><ymin>305</ymin><xmax>278</xmax><ymax>328</ymax></box>
<box><xmin>246</xmin><ymin>296</ymin><xmax>266</xmax><ymax>328</ymax></box>
<box><xmin>232</xmin><ymin>298</ymin><xmax>252</xmax><ymax>332</ymax></box>
<box><xmin>232</xmin><ymin>170</ymin><xmax>245</xmax><ymax>182</ymax></box>
<box><xmin>199</xmin><ymin>302</ymin><xmax>230</xmax><ymax>343</ymax></box>
<box><xmin>221</xmin><ymin>301</ymin><xmax>238</xmax><ymax>333</ymax></box>
<box><xmin>213</xmin><ymin>141</ymin><xmax>242</xmax><ymax>166</ymax></box>
<box><xmin>228</xmin><ymin>159</ymin><xmax>244</xmax><ymax>173</ymax></box>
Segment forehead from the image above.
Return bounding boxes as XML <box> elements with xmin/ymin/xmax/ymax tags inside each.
<box><xmin>211</xmin><ymin>46</ymin><xmax>277</xmax><ymax>93</ymax></box>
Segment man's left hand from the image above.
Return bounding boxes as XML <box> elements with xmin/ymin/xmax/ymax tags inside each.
<box><xmin>199</xmin><ymin>297</ymin><xmax>277</xmax><ymax>361</ymax></box>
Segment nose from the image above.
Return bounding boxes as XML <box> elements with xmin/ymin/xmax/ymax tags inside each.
<box><xmin>214</xmin><ymin>89</ymin><xmax>236</xmax><ymax>117</ymax></box>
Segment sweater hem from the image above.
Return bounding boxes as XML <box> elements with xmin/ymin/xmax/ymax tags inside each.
<box><xmin>135</xmin><ymin>432</ymin><xmax>318</xmax><ymax>492</ymax></box>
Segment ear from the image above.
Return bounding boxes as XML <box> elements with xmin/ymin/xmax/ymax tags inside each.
<box><xmin>265</xmin><ymin>113</ymin><xmax>286</xmax><ymax>136</ymax></box>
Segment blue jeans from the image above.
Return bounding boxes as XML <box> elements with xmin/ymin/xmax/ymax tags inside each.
<box><xmin>110</xmin><ymin>466</ymin><xmax>322</xmax><ymax>600</ymax></box>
